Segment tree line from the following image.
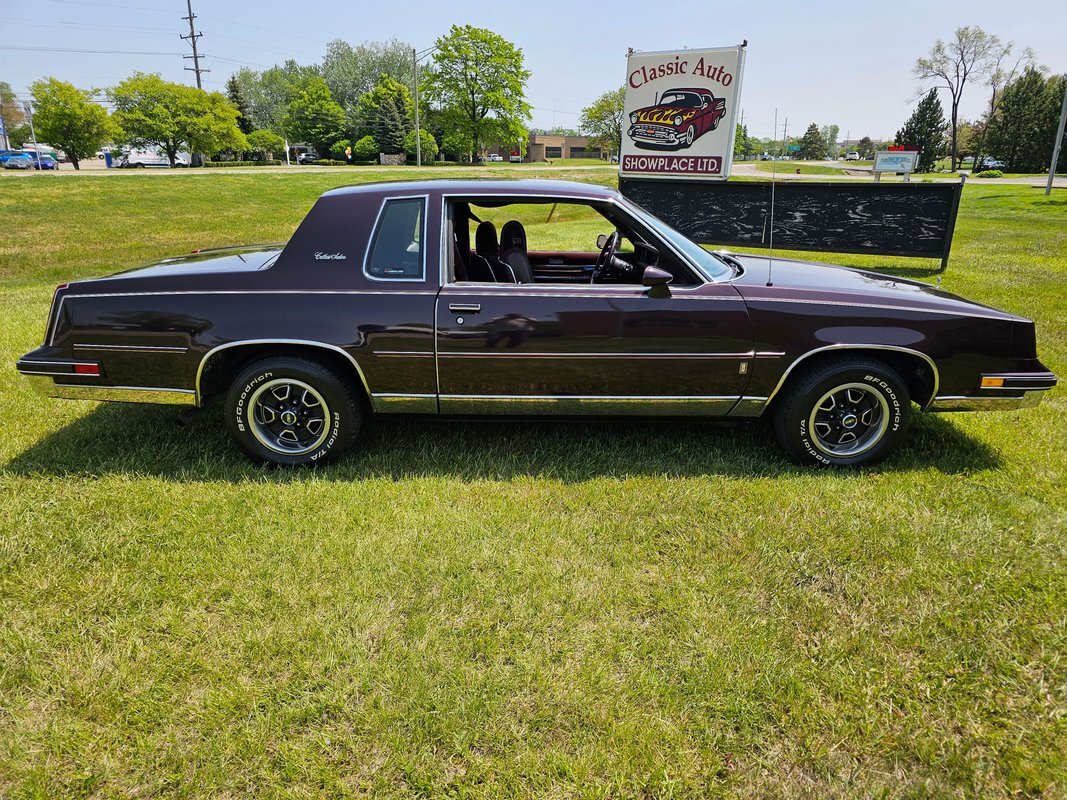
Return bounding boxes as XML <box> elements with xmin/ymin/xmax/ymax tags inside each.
<box><xmin>0</xmin><ymin>25</ymin><xmax>532</xmax><ymax>169</ymax></box>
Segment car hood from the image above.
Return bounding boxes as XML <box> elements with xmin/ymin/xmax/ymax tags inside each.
<box><xmin>728</xmin><ymin>255</ymin><xmax>1025</xmax><ymax>321</ymax></box>
<box><xmin>633</xmin><ymin>106</ymin><xmax>698</xmax><ymax>124</ymax></box>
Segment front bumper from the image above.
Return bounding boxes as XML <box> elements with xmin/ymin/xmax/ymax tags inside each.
<box><xmin>627</xmin><ymin>124</ymin><xmax>682</xmax><ymax>146</ymax></box>
<box><xmin>928</xmin><ymin>371</ymin><xmax>1056</xmax><ymax>412</ymax></box>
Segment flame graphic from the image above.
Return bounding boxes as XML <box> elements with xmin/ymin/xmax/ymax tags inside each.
<box><xmin>635</xmin><ymin>108</ymin><xmax>696</xmax><ymax>125</ymax></box>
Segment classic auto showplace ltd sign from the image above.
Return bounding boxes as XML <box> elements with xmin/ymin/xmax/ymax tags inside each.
<box><xmin>620</xmin><ymin>44</ymin><xmax>746</xmax><ymax>181</ymax></box>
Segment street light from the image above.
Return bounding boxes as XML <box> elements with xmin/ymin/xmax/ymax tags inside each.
<box><xmin>412</xmin><ymin>45</ymin><xmax>439</xmax><ymax>167</ymax></box>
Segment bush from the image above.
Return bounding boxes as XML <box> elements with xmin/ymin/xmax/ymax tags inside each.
<box><xmin>432</xmin><ymin>160</ymin><xmax>460</xmax><ymax>167</ymax></box>
<box><xmin>404</xmin><ymin>128</ymin><xmax>439</xmax><ymax>163</ymax></box>
<box><xmin>246</xmin><ymin>130</ymin><xmax>285</xmax><ymax>159</ymax></box>
<box><xmin>329</xmin><ymin>139</ymin><xmax>352</xmax><ymax>161</ymax></box>
<box><xmin>353</xmin><ymin>135</ymin><xmax>379</xmax><ymax>161</ymax></box>
<box><xmin>313</xmin><ymin>159</ymin><xmax>347</xmax><ymax>166</ymax></box>
<box><xmin>975</xmin><ymin>169</ymin><xmax>1004</xmax><ymax>178</ymax></box>
<box><xmin>203</xmin><ymin>160</ymin><xmax>282</xmax><ymax>168</ymax></box>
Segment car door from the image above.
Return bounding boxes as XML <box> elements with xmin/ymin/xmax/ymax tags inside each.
<box><xmin>435</xmin><ymin>280</ymin><xmax>754</xmax><ymax>416</ymax></box>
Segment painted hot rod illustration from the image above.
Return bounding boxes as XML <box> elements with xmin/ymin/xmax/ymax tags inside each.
<box><xmin>627</xmin><ymin>88</ymin><xmax>727</xmax><ymax>149</ymax></box>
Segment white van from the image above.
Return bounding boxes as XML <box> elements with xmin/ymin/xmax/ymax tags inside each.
<box><xmin>119</xmin><ymin>149</ymin><xmax>189</xmax><ymax>168</ymax></box>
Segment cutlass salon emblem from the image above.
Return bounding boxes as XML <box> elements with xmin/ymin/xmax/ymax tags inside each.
<box><xmin>314</xmin><ymin>252</ymin><xmax>347</xmax><ymax>260</ymax></box>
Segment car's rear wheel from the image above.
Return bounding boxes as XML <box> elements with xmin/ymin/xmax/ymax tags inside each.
<box><xmin>773</xmin><ymin>357</ymin><xmax>911</xmax><ymax>467</ymax></box>
<box><xmin>224</xmin><ymin>357</ymin><xmax>361</xmax><ymax>466</ymax></box>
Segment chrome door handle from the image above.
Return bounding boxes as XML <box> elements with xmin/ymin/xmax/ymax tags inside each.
<box><xmin>448</xmin><ymin>303</ymin><xmax>481</xmax><ymax>314</ymax></box>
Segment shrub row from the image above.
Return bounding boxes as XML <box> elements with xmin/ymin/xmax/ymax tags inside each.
<box><xmin>311</xmin><ymin>159</ymin><xmax>376</xmax><ymax>166</ymax></box>
<box><xmin>204</xmin><ymin>160</ymin><xmax>282</xmax><ymax>168</ymax></box>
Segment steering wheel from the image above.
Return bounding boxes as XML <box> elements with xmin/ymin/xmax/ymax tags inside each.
<box><xmin>591</xmin><ymin>231</ymin><xmax>620</xmax><ymax>284</ymax></box>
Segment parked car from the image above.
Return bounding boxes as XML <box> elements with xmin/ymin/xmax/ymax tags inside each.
<box><xmin>32</xmin><ymin>155</ymin><xmax>59</xmax><ymax>170</ymax></box>
<box><xmin>3</xmin><ymin>153</ymin><xmax>35</xmax><ymax>170</ymax></box>
<box><xmin>487</xmin><ymin>154</ymin><xmax>504</xmax><ymax>162</ymax></box>
<box><xmin>844</xmin><ymin>152</ymin><xmax>861</xmax><ymax>161</ymax></box>
<box><xmin>976</xmin><ymin>158</ymin><xmax>1006</xmax><ymax>170</ymax></box>
<box><xmin>297</xmin><ymin>152</ymin><xmax>319</xmax><ymax>165</ymax></box>
<box><xmin>0</xmin><ymin>150</ymin><xmax>28</xmax><ymax>164</ymax></box>
<box><xmin>119</xmin><ymin>152</ymin><xmax>188</xmax><ymax>168</ymax></box>
<box><xmin>509</xmin><ymin>154</ymin><xmax>522</xmax><ymax>163</ymax></box>
<box><xmin>627</xmin><ymin>87</ymin><xmax>727</xmax><ymax>150</ymax></box>
<box><xmin>16</xmin><ymin>179</ymin><xmax>1056</xmax><ymax>468</ymax></box>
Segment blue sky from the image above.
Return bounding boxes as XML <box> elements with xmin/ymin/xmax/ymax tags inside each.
<box><xmin>2</xmin><ymin>0</ymin><xmax>1065</xmax><ymax>141</ymax></box>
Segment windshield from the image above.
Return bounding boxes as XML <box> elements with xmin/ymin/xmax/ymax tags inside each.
<box><xmin>659</xmin><ymin>92</ymin><xmax>702</xmax><ymax>108</ymax></box>
<box><xmin>621</xmin><ymin>200</ymin><xmax>732</xmax><ymax>281</ymax></box>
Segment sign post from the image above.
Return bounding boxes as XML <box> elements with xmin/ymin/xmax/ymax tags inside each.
<box><xmin>620</xmin><ymin>44</ymin><xmax>746</xmax><ymax>181</ymax></box>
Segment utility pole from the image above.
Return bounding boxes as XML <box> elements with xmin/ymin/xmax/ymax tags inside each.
<box><xmin>1046</xmin><ymin>75</ymin><xmax>1067</xmax><ymax>197</ymax></box>
<box><xmin>781</xmin><ymin>118</ymin><xmax>788</xmax><ymax>159</ymax></box>
<box><xmin>23</xmin><ymin>102</ymin><xmax>42</xmax><ymax>170</ymax></box>
<box><xmin>181</xmin><ymin>0</ymin><xmax>208</xmax><ymax>90</ymax></box>
<box><xmin>412</xmin><ymin>44</ymin><xmax>438</xmax><ymax>167</ymax></box>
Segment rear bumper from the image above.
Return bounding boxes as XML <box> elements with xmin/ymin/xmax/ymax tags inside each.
<box><xmin>928</xmin><ymin>371</ymin><xmax>1056</xmax><ymax>412</ymax></box>
<box><xmin>16</xmin><ymin>357</ymin><xmax>195</xmax><ymax>406</ymax></box>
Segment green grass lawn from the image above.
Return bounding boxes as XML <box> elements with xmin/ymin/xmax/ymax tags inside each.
<box><xmin>753</xmin><ymin>160</ymin><xmax>848</xmax><ymax>176</ymax></box>
<box><xmin>0</xmin><ymin>169</ymin><xmax>1064</xmax><ymax>798</ymax></box>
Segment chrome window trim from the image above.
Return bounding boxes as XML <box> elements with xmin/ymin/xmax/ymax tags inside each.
<box><xmin>361</xmin><ymin>194</ymin><xmax>429</xmax><ymax>283</ymax></box>
<box><xmin>764</xmin><ymin>344</ymin><xmax>940</xmax><ymax>410</ymax></box>
<box><xmin>194</xmin><ymin>339</ymin><xmax>371</xmax><ymax>406</ymax></box>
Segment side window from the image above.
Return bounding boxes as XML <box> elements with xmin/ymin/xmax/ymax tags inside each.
<box><xmin>364</xmin><ymin>197</ymin><xmax>425</xmax><ymax>281</ymax></box>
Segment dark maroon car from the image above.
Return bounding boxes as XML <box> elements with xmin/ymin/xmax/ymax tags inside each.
<box><xmin>16</xmin><ymin>179</ymin><xmax>1056</xmax><ymax>467</ymax></box>
<box><xmin>627</xmin><ymin>87</ymin><xmax>727</xmax><ymax>149</ymax></box>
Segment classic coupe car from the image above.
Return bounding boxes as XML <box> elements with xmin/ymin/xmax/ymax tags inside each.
<box><xmin>627</xmin><ymin>88</ymin><xmax>727</xmax><ymax>149</ymax></box>
<box><xmin>16</xmin><ymin>179</ymin><xmax>1056</xmax><ymax>467</ymax></box>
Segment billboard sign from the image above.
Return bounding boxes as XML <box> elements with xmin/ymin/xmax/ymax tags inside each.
<box><xmin>620</xmin><ymin>45</ymin><xmax>746</xmax><ymax>181</ymax></box>
<box><xmin>874</xmin><ymin>150</ymin><xmax>920</xmax><ymax>173</ymax></box>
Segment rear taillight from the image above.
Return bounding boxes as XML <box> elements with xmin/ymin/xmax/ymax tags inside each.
<box><xmin>74</xmin><ymin>363</ymin><xmax>100</xmax><ymax>375</ymax></box>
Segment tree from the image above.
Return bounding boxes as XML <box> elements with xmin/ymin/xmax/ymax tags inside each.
<box><xmin>353</xmin><ymin>134</ymin><xmax>379</xmax><ymax>161</ymax></box>
<box><xmin>321</xmin><ymin>38</ymin><xmax>413</xmax><ymax>111</ymax></box>
<box><xmin>27</xmin><ymin>78</ymin><xmax>114</xmax><ymax>170</ymax></box>
<box><xmin>110</xmin><ymin>73</ymin><xmax>247</xmax><ymax>165</ymax></box>
<box><xmin>819</xmin><ymin>124</ymin><xmax>840</xmax><ymax>157</ymax></box>
<box><xmin>1</xmin><ymin>81</ymin><xmax>25</xmax><ymax>146</ymax></box>
<box><xmin>353</xmin><ymin>74</ymin><xmax>414</xmax><ymax>142</ymax></box>
<box><xmin>374</xmin><ymin>91</ymin><xmax>408</xmax><ymax>154</ymax></box>
<box><xmin>895</xmin><ymin>89</ymin><xmax>947</xmax><ymax>172</ymax></box>
<box><xmin>232</xmin><ymin>61</ymin><xmax>320</xmax><ymax>134</ymax></box>
<box><xmin>226</xmin><ymin>75</ymin><xmax>254</xmax><ymax>135</ymax></box>
<box><xmin>579</xmin><ymin>86</ymin><xmax>625</xmax><ymax>157</ymax></box>
<box><xmin>733</xmin><ymin>123</ymin><xmax>750</xmax><ymax>158</ymax></box>
<box><xmin>972</xmin><ymin>43</ymin><xmax>1035</xmax><ymax>169</ymax></box>
<box><xmin>404</xmin><ymin>128</ymin><xmax>438</xmax><ymax>163</ymax></box>
<box><xmin>246</xmin><ymin>129</ymin><xmax>285</xmax><ymax>160</ymax></box>
<box><xmin>422</xmin><ymin>25</ymin><xmax>531</xmax><ymax>159</ymax></box>
<box><xmin>282</xmin><ymin>76</ymin><xmax>346</xmax><ymax>155</ymax></box>
<box><xmin>985</xmin><ymin>68</ymin><xmax>1067</xmax><ymax>173</ymax></box>
<box><xmin>856</xmin><ymin>136</ymin><xmax>875</xmax><ymax>159</ymax></box>
<box><xmin>7</xmin><ymin>123</ymin><xmax>31</xmax><ymax>149</ymax></box>
<box><xmin>798</xmin><ymin>123</ymin><xmax>825</xmax><ymax>160</ymax></box>
<box><xmin>914</xmin><ymin>26</ymin><xmax>1003</xmax><ymax>170</ymax></box>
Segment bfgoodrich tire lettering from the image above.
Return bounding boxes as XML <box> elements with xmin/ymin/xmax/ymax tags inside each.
<box><xmin>225</xmin><ymin>356</ymin><xmax>361</xmax><ymax>466</ymax></box>
<box><xmin>773</xmin><ymin>357</ymin><xmax>912</xmax><ymax>467</ymax></box>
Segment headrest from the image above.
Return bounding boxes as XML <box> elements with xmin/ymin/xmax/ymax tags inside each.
<box><xmin>475</xmin><ymin>221</ymin><xmax>498</xmax><ymax>257</ymax></box>
<box><xmin>500</xmin><ymin>220</ymin><xmax>527</xmax><ymax>253</ymax></box>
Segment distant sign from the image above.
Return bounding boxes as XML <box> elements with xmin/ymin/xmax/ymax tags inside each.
<box><xmin>620</xmin><ymin>45</ymin><xmax>746</xmax><ymax>181</ymax></box>
<box><xmin>787</xmin><ymin>144</ymin><xmax>801</xmax><ymax>152</ymax></box>
<box><xmin>874</xmin><ymin>151</ymin><xmax>920</xmax><ymax>173</ymax></box>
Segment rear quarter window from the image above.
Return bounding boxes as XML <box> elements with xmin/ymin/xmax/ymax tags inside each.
<box><xmin>364</xmin><ymin>197</ymin><xmax>426</xmax><ymax>281</ymax></box>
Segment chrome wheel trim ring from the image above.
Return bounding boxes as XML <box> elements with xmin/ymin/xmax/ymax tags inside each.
<box><xmin>247</xmin><ymin>378</ymin><xmax>332</xmax><ymax>456</ymax></box>
<box><xmin>807</xmin><ymin>382</ymin><xmax>890</xmax><ymax>458</ymax></box>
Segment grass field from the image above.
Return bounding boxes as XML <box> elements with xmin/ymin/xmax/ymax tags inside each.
<box><xmin>752</xmin><ymin>160</ymin><xmax>849</xmax><ymax>176</ymax></box>
<box><xmin>1</xmin><ymin>169</ymin><xmax>1064</xmax><ymax>798</ymax></box>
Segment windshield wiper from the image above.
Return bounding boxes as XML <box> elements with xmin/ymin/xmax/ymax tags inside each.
<box><xmin>711</xmin><ymin>251</ymin><xmax>745</xmax><ymax>276</ymax></box>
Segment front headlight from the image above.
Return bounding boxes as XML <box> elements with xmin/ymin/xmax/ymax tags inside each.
<box><xmin>630</xmin><ymin>112</ymin><xmax>638</xmax><ymax>124</ymax></box>
<box><xmin>674</xmin><ymin>115</ymin><xmax>683</xmax><ymax>126</ymax></box>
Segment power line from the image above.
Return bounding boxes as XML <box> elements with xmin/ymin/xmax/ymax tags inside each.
<box><xmin>0</xmin><ymin>44</ymin><xmax>183</xmax><ymax>55</ymax></box>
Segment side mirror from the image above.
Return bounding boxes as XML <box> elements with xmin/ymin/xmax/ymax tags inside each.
<box><xmin>642</xmin><ymin>266</ymin><xmax>673</xmax><ymax>298</ymax></box>
<box><xmin>596</xmin><ymin>233</ymin><xmax>608</xmax><ymax>249</ymax></box>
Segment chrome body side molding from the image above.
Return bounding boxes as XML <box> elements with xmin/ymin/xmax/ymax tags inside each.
<box><xmin>370</xmin><ymin>392</ymin><xmax>438</xmax><ymax>414</ymax></box>
<box><xmin>928</xmin><ymin>392</ymin><xmax>1046</xmax><ymax>412</ymax></box>
<box><xmin>437</xmin><ymin>394</ymin><xmax>739</xmax><ymax>416</ymax></box>
<box><xmin>24</xmin><ymin>375</ymin><xmax>196</xmax><ymax>406</ymax></box>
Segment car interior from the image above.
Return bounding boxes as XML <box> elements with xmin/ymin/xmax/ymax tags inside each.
<box><xmin>447</xmin><ymin>199</ymin><xmax>701</xmax><ymax>286</ymax></box>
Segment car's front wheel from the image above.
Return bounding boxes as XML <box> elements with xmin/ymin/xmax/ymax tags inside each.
<box><xmin>224</xmin><ymin>357</ymin><xmax>362</xmax><ymax>466</ymax></box>
<box><xmin>773</xmin><ymin>357</ymin><xmax>911</xmax><ymax>467</ymax></box>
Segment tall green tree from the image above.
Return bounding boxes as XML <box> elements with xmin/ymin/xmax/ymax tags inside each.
<box><xmin>579</xmin><ymin>86</ymin><xmax>625</xmax><ymax>157</ymax></box>
<box><xmin>353</xmin><ymin>74</ymin><xmax>413</xmax><ymax>141</ymax></box>
<box><xmin>856</xmin><ymin>136</ymin><xmax>875</xmax><ymax>158</ymax></box>
<box><xmin>895</xmin><ymin>89</ymin><xmax>947</xmax><ymax>172</ymax></box>
<box><xmin>914</xmin><ymin>26</ymin><xmax>1004</xmax><ymax>169</ymax></box>
<box><xmin>232</xmin><ymin>61</ymin><xmax>320</xmax><ymax>134</ymax></box>
<box><xmin>321</xmin><ymin>38</ymin><xmax>413</xmax><ymax>111</ymax></box>
<box><xmin>282</xmin><ymin>76</ymin><xmax>346</xmax><ymax>155</ymax></box>
<box><xmin>422</xmin><ymin>25</ymin><xmax>531</xmax><ymax>159</ymax></box>
<box><xmin>226</xmin><ymin>74</ymin><xmax>254</xmax><ymax>135</ymax></box>
<box><xmin>985</xmin><ymin>68</ymin><xmax>1067</xmax><ymax>173</ymax></box>
<box><xmin>110</xmin><ymin>73</ymin><xmax>247</xmax><ymax>165</ymax></box>
<box><xmin>819</xmin><ymin>124</ymin><xmax>840</xmax><ymax>156</ymax></box>
<box><xmin>733</xmin><ymin>123</ymin><xmax>749</xmax><ymax>158</ymax></box>
<box><xmin>27</xmin><ymin>78</ymin><xmax>114</xmax><ymax>170</ymax></box>
<box><xmin>797</xmin><ymin>123</ymin><xmax>825</xmax><ymax>159</ymax></box>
